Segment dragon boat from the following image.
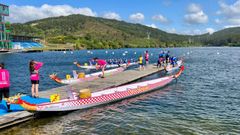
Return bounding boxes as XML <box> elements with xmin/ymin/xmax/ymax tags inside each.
<box><xmin>74</xmin><ymin>62</ymin><xmax>137</xmax><ymax>69</ymax></box>
<box><xmin>49</xmin><ymin>66</ymin><xmax>125</xmax><ymax>85</ymax></box>
<box><xmin>15</xmin><ymin>65</ymin><xmax>184</xmax><ymax>112</ymax></box>
<box><xmin>165</xmin><ymin>59</ymin><xmax>183</xmax><ymax>73</ymax></box>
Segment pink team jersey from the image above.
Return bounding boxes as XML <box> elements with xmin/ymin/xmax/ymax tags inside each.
<box><xmin>30</xmin><ymin>62</ymin><xmax>43</xmax><ymax>80</ymax></box>
<box><xmin>145</xmin><ymin>53</ymin><xmax>149</xmax><ymax>60</ymax></box>
<box><xmin>97</xmin><ymin>59</ymin><xmax>107</xmax><ymax>66</ymax></box>
<box><xmin>0</xmin><ymin>69</ymin><xmax>10</xmax><ymax>88</ymax></box>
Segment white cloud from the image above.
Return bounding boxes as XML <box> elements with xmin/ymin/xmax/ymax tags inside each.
<box><xmin>218</xmin><ymin>1</ymin><xmax>240</xmax><ymax>17</ymax></box>
<box><xmin>187</xmin><ymin>3</ymin><xmax>202</xmax><ymax>13</ymax></box>
<box><xmin>215</xmin><ymin>18</ymin><xmax>222</xmax><ymax>24</ymax></box>
<box><xmin>8</xmin><ymin>4</ymin><xmax>97</xmax><ymax>23</ymax></box>
<box><xmin>181</xmin><ymin>28</ymin><xmax>214</xmax><ymax>35</ymax></box>
<box><xmin>102</xmin><ymin>12</ymin><xmax>121</xmax><ymax>20</ymax></box>
<box><xmin>146</xmin><ymin>24</ymin><xmax>158</xmax><ymax>29</ymax></box>
<box><xmin>152</xmin><ymin>14</ymin><xmax>169</xmax><ymax>23</ymax></box>
<box><xmin>129</xmin><ymin>13</ymin><xmax>144</xmax><ymax>23</ymax></box>
<box><xmin>224</xmin><ymin>25</ymin><xmax>240</xmax><ymax>28</ymax></box>
<box><xmin>184</xmin><ymin>3</ymin><xmax>208</xmax><ymax>24</ymax></box>
<box><xmin>227</xmin><ymin>18</ymin><xmax>240</xmax><ymax>24</ymax></box>
<box><xmin>206</xmin><ymin>28</ymin><xmax>215</xmax><ymax>34</ymax></box>
<box><xmin>162</xmin><ymin>0</ymin><xmax>172</xmax><ymax>7</ymax></box>
<box><xmin>166</xmin><ymin>28</ymin><xmax>177</xmax><ymax>33</ymax></box>
<box><xmin>217</xmin><ymin>0</ymin><xmax>240</xmax><ymax>25</ymax></box>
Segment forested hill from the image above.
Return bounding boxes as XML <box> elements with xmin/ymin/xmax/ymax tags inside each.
<box><xmin>10</xmin><ymin>14</ymin><xmax>240</xmax><ymax>49</ymax></box>
<box><xmin>200</xmin><ymin>27</ymin><xmax>240</xmax><ymax>46</ymax></box>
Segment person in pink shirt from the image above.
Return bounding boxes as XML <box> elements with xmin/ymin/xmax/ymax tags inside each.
<box><xmin>93</xmin><ymin>57</ymin><xmax>107</xmax><ymax>78</ymax></box>
<box><xmin>29</xmin><ymin>60</ymin><xmax>43</xmax><ymax>98</ymax></box>
<box><xmin>0</xmin><ymin>63</ymin><xmax>11</xmax><ymax>111</ymax></box>
<box><xmin>145</xmin><ymin>50</ymin><xmax>149</xmax><ymax>65</ymax></box>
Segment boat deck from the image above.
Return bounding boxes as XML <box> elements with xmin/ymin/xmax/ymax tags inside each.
<box><xmin>0</xmin><ymin>65</ymin><xmax>164</xmax><ymax>129</ymax></box>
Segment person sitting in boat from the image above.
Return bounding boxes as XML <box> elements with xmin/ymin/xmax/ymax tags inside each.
<box><xmin>106</xmin><ymin>59</ymin><xmax>110</xmax><ymax>65</ymax></box>
<box><xmin>117</xmin><ymin>59</ymin><xmax>123</xmax><ymax>67</ymax></box>
<box><xmin>170</xmin><ymin>57</ymin><xmax>174</xmax><ymax>67</ymax></box>
<box><xmin>29</xmin><ymin>60</ymin><xmax>43</xmax><ymax>98</ymax></box>
<box><xmin>170</xmin><ymin>56</ymin><xmax>177</xmax><ymax>67</ymax></box>
<box><xmin>0</xmin><ymin>63</ymin><xmax>11</xmax><ymax>112</ymax></box>
<box><xmin>93</xmin><ymin>58</ymin><xmax>107</xmax><ymax>78</ymax></box>
<box><xmin>124</xmin><ymin>59</ymin><xmax>128</xmax><ymax>64</ymax></box>
<box><xmin>127</xmin><ymin>59</ymin><xmax>131</xmax><ymax>66</ymax></box>
<box><xmin>138</xmin><ymin>55</ymin><xmax>144</xmax><ymax>70</ymax></box>
<box><xmin>159</xmin><ymin>51</ymin><xmax>164</xmax><ymax>59</ymax></box>
<box><xmin>89</xmin><ymin>59</ymin><xmax>94</xmax><ymax>66</ymax></box>
<box><xmin>109</xmin><ymin>59</ymin><xmax>114</xmax><ymax>65</ymax></box>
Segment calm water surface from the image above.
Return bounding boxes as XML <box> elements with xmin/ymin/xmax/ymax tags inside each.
<box><xmin>0</xmin><ymin>47</ymin><xmax>239</xmax><ymax>135</ymax></box>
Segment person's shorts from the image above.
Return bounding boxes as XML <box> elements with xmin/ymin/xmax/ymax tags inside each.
<box><xmin>0</xmin><ymin>87</ymin><xmax>9</xmax><ymax>99</ymax></box>
<box><xmin>139</xmin><ymin>63</ymin><xmax>144</xmax><ymax>66</ymax></box>
<box><xmin>145</xmin><ymin>59</ymin><xmax>149</xmax><ymax>62</ymax></box>
<box><xmin>31</xmin><ymin>80</ymin><xmax>39</xmax><ymax>84</ymax></box>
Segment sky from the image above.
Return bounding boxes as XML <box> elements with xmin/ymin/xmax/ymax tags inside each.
<box><xmin>1</xmin><ymin>0</ymin><xmax>240</xmax><ymax>35</ymax></box>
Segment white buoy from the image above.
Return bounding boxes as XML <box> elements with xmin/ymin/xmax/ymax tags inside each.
<box><xmin>151</xmin><ymin>53</ymin><xmax>153</xmax><ymax>56</ymax></box>
<box><xmin>187</xmin><ymin>52</ymin><xmax>190</xmax><ymax>55</ymax></box>
<box><xmin>112</xmin><ymin>52</ymin><xmax>115</xmax><ymax>55</ymax></box>
<box><xmin>63</xmin><ymin>51</ymin><xmax>66</xmax><ymax>54</ymax></box>
<box><xmin>105</xmin><ymin>51</ymin><xmax>108</xmax><ymax>54</ymax></box>
<box><xmin>71</xmin><ymin>51</ymin><xmax>73</xmax><ymax>54</ymax></box>
<box><xmin>123</xmin><ymin>53</ymin><xmax>126</xmax><ymax>56</ymax></box>
<box><xmin>125</xmin><ymin>51</ymin><xmax>128</xmax><ymax>53</ymax></box>
<box><xmin>87</xmin><ymin>50</ymin><xmax>90</xmax><ymax>53</ymax></box>
<box><xmin>134</xmin><ymin>52</ymin><xmax>137</xmax><ymax>54</ymax></box>
<box><xmin>90</xmin><ymin>52</ymin><xmax>93</xmax><ymax>54</ymax></box>
<box><xmin>217</xmin><ymin>52</ymin><xmax>220</xmax><ymax>55</ymax></box>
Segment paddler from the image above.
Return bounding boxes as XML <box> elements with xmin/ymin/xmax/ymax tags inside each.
<box><xmin>170</xmin><ymin>56</ymin><xmax>177</xmax><ymax>67</ymax></box>
<box><xmin>138</xmin><ymin>55</ymin><xmax>144</xmax><ymax>70</ymax></box>
<box><xmin>165</xmin><ymin>51</ymin><xmax>170</xmax><ymax>64</ymax></box>
<box><xmin>29</xmin><ymin>60</ymin><xmax>43</xmax><ymax>98</ymax></box>
<box><xmin>93</xmin><ymin>58</ymin><xmax>107</xmax><ymax>78</ymax></box>
<box><xmin>0</xmin><ymin>63</ymin><xmax>11</xmax><ymax>112</ymax></box>
<box><xmin>145</xmin><ymin>50</ymin><xmax>149</xmax><ymax>65</ymax></box>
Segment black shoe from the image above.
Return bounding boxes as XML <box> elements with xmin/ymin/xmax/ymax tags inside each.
<box><xmin>7</xmin><ymin>109</ymin><xmax>12</xmax><ymax>112</ymax></box>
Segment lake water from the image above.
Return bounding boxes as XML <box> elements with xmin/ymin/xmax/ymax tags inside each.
<box><xmin>0</xmin><ymin>47</ymin><xmax>239</xmax><ymax>134</ymax></box>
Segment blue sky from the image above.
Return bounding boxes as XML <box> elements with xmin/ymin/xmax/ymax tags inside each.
<box><xmin>2</xmin><ymin>0</ymin><xmax>240</xmax><ymax>35</ymax></box>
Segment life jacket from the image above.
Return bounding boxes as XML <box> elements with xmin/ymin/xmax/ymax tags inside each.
<box><xmin>0</xmin><ymin>69</ymin><xmax>10</xmax><ymax>88</ymax></box>
<box><xmin>139</xmin><ymin>57</ymin><xmax>143</xmax><ymax>64</ymax></box>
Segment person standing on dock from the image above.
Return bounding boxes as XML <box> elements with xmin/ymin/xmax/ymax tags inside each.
<box><xmin>93</xmin><ymin>58</ymin><xmax>107</xmax><ymax>78</ymax></box>
<box><xmin>145</xmin><ymin>50</ymin><xmax>149</xmax><ymax>65</ymax></box>
<box><xmin>138</xmin><ymin>55</ymin><xmax>144</xmax><ymax>70</ymax></box>
<box><xmin>165</xmin><ymin>51</ymin><xmax>170</xmax><ymax>64</ymax></box>
<box><xmin>0</xmin><ymin>63</ymin><xmax>11</xmax><ymax>111</ymax></box>
<box><xmin>29</xmin><ymin>60</ymin><xmax>43</xmax><ymax>98</ymax></box>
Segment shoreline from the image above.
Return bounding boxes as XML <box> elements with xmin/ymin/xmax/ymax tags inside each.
<box><xmin>1</xmin><ymin>46</ymin><xmax>238</xmax><ymax>54</ymax></box>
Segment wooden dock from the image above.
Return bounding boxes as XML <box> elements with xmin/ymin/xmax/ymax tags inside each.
<box><xmin>0</xmin><ymin>65</ymin><xmax>164</xmax><ymax>129</ymax></box>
